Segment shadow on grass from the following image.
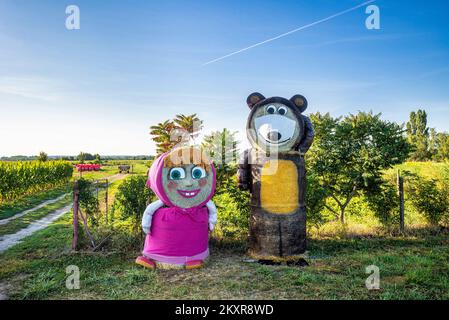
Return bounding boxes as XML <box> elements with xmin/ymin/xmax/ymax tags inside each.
<box><xmin>308</xmin><ymin>227</ymin><xmax>449</xmax><ymax>257</ymax></box>
<box><xmin>209</xmin><ymin>227</ymin><xmax>449</xmax><ymax>258</ymax></box>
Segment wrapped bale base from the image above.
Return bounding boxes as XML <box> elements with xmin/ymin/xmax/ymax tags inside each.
<box><xmin>249</xmin><ymin>207</ymin><xmax>306</xmax><ymax>261</ymax></box>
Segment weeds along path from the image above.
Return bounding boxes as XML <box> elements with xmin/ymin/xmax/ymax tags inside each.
<box><xmin>107</xmin><ymin>173</ymin><xmax>129</xmax><ymax>183</ymax></box>
<box><xmin>0</xmin><ymin>194</ymin><xmax>67</xmax><ymax>226</ymax></box>
<box><xmin>0</xmin><ymin>173</ymin><xmax>130</xmax><ymax>254</ymax></box>
<box><xmin>0</xmin><ymin>203</ymin><xmax>73</xmax><ymax>253</ymax></box>
<box><xmin>0</xmin><ymin>173</ymin><xmax>128</xmax><ymax>226</ymax></box>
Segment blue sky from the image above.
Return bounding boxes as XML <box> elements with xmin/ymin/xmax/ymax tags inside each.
<box><xmin>0</xmin><ymin>0</ymin><xmax>448</xmax><ymax>156</ymax></box>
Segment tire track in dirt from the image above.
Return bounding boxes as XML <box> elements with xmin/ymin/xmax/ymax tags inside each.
<box><xmin>0</xmin><ymin>203</ymin><xmax>73</xmax><ymax>254</ymax></box>
<box><xmin>0</xmin><ymin>194</ymin><xmax>68</xmax><ymax>226</ymax></box>
<box><xmin>0</xmin><ymin>173</ymin><xmax>130</xmax><ymax>254</ymax></box>
<box><xmin>0</xmin><ymin>173</ymin><xmax>127</xmax><ymax>226</ymax></box>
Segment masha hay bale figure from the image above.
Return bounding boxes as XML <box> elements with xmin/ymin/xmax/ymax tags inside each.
<box><xmin>135</xmin><ymin>146</ymin><xmax>217</xmax><ymax>270</ymax></box>
<box><xmin>238</xmin><ymin>92</ymin><xmax>314</xmax><ymax>265</ymax></box>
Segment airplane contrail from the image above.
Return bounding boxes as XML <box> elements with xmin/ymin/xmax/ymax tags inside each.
<box><xmin>203</xmin><ymin>0</ymin><xmax>376</xmax><ymax>65</ymax></box>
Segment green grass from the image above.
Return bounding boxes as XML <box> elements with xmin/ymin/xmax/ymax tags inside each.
<box><xmin>0</xmin><ymin>172</ymin><xmax>129</xmax><ymax>239</ymax></box>
<box><xmin>73</xmin><ymin>161</ymin><xmax>149</xmax><ymax>181</ymax></box>
<box><xmin>1</xmin><ymin>211</ymin><xmax>448</xmax><ymax>300</ymax></box>
<box><xmin>0</xmin><ymin>165</ymin><xmax>132</xmax><ymax>223</ymax></box>
<box><xmin>0</xmin><ymin>185</ymin><xmax>71</xmax><ymax>220</ymax></box>
<box><xmin>73</xmin><ymin>165</ymin><xmax>119</xmax><ymax>180</ymax></box>
<box><xmin>385</xmin><ymin>161</ymin><xmax>448</xmax><ymax>180</ymax></box>
<box><xmin>1</xmin><ymin>161</ymin><xmax>448</xmax><ymax>300</ymax></box>
<box><xmin>0</xmin><ymin>162</ymin><xmax>140</xmax><ymax>221</ymax></box>
<box><xmin>0</xmin><ymin>194</ymin><xmax>72</xmax><ymax>237</ymax></box>
<box><xmin>312</xmin><ymin>161</ymin><xmax>449</xmax><ymax>236</ymax></box>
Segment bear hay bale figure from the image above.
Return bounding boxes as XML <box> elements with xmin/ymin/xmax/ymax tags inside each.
<box><xmin>238</xmin><ymin>92</ymin><xmax>314</xmax><ymax>266</ymax></box>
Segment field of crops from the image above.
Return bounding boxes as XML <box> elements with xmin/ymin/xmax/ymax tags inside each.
<box><xmin>0</xmin><ymin>161</ymin><xmax>73</xmax><ymax>203</ymax></box>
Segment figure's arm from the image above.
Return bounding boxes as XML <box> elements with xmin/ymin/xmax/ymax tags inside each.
<box><xmin>298</xmin><ymin>116</ymin><xmax>315</xmax><ymax>154</ymax></box>
<box><xmin>206</xmin><ymin>200</ymin><xmax>217</xmax><ymax>231</ymax></box>
<box><xmin>141</xmin><ymin>200</ymin><xmax>164</xmax><ymax>234</ymax></box>
<box><xmin>237</xmin><ymin>149</ymin><xmax>251</xmax><ymax>190</ymax></box>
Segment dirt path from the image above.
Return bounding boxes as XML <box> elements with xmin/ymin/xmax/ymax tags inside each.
<box><xmin>0</xmin><ymin>203</ymin><xmax>73</xmax><ymax>254</ymax></box>
<box><xmin>0</xmin><ymin>173</ymin><xmax>129</xmax><ymax>255</ymax></box>
<box><xmin>107</xmin><ymin>173</ymin><xmax>129</xmax><ymax>183</ymax></box>
<box><xmin>0</xmin><ymin>281</ymin><xmax>10</xmax><ymax>300</ymax></box>
<box><xmin>0</xmin><ymin>173</ymin><xmax>126</xmax><ymax>227</ymax></box>
<box><xmin>0</xmin><ymin>194</ymin><xmax>68</xmax><ymax>226</ymax></box>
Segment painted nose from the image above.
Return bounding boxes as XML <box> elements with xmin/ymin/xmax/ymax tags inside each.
<box><xmin>267</xmin><ymin>131</ymin><xmax>282</xmax><ymax>141</ymax></box>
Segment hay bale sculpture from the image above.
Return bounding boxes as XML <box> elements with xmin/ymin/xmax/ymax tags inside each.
<box><xmin>135</xmin><ymin>146</ymin><xmax>217</xmax><ymax>270</ymax></box>
<box><xmin>238</xmin><ymin>93</ymin><xmax>314</xmax><ymax>265</ymax></box>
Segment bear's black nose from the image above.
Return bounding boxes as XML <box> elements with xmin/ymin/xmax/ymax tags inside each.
<box><xmin>267</xmin><ymin>131</ymin><xmax>282</xmax><ymax>141</ymax></box>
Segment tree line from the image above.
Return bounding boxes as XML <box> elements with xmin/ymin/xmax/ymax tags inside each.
<box><xmin>147</xmin><ymin>110</ymin><xmax>449</xmax><ymax>233</ymax></box>
<box><xmin>406</xmin><ymin>109</ymin><xmax>449</xmax><ymax>161</ymax></box>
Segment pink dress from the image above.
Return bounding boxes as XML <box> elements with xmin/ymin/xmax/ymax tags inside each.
<box><xmin>142</xmin><ymin>151</ymin><xmax>216</xmax><ymax>265</ymax></box>
<box><xmin>143</xmin><ymin>206</ymin><xmax>209</xmax><ymax>264</ymax></box>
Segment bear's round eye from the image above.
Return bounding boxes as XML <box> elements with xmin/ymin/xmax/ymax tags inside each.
<box><xmin>191</xmin><ymin>166</ymin><xmax>206</xmax><ymax>179</ymax></box>
<box><xmin>266</xmin><ymin>105</ymin><xmax>276</xmax><ymax>114</ymax></box>
<box><xmin>169</xmin><ymin>167</ymin><xmax>185</xmax><ymax>180</ymax></box>
<box><xmin>278</xmin><ymin>106</ymin><xmax>288</xmax><ymax>115</ymax></box>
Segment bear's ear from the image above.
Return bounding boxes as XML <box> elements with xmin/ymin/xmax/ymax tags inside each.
<box><xmin>290</xmin><ymin>94</ymin><xmax>308</xmax><ymax>113</ymax></box>
<box><xmin>246</xmin><ymin>92</ymin><xmax>265</xmax><ymax>109</ymax></box>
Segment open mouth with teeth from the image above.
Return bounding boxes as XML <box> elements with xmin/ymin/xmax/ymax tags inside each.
<box><xmin>177</xmin><ymin>189</ymin><xmax>200</xmax><ymax>198</ymax></box>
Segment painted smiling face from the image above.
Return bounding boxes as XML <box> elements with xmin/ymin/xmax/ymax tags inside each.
<box><xmin>155</xmin><ymin>147</ymin><xmax>215</xmax><ymax>208</ymax></box>
<box><xmin>161</xmin><ymin>163</ymin><xmax>214</xmax><ymax>208</ymax></box>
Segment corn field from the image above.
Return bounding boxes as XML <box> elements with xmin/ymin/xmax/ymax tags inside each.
<box><xmin>0</xmin><ymin>161</ymin><xmax>73</xmax><ymax>203</ymax></box>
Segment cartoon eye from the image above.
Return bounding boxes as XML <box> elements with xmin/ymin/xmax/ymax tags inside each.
<box><xmin>169</xmin><ymin>167</ymin><xmax>186</xmax><ymax>180</ymax></box>
<box><xmin>266</xmin><ymin>105</ymin><xmax>276</xmax><ymax>114</ymax></box>
<box><xmin>191</xmin><ymin>166</ymin><xmax>206</xmax><ymax>179</ymax></box>
<box><xmin>278</xmin><ymin>106</ymin><xmax>288</xmax><ymax>115</ymax></box>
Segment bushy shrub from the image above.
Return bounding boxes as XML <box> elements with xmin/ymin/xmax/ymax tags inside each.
<box><xmin>112</xmin><ymin>175</ymin><xmax>154</xmax><ymax>232</ymax></box>
<box><xmin>213</xmin><ymin>179</ymin><xmax>249</xmax><ymax>241</ymax></box>
<box><xmin>407</xmin><ymin>176</ymin><xmax>449</xmax><ymax>226</ymax></box>
<box><xmin>77</xmin><ymin>178</ymin><xmax>100</xmax><ymax>218</ymax></box>
<box><xmin>306</xmin><ymin>172</ymin><xmax>328</xmax><ymax>229</ymax></box>
<box><xmin>365</xmin><ymin>183</ymin><xmax>399</xmax><ymax>228</ymax></box>
<box><xmin>209</xmin><ymin>158</ymin><xmax>249</xmax><ymax>240</ymax></box>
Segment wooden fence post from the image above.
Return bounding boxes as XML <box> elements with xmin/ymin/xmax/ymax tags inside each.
<box><xmin>105</xmin><ymin>179</ymin><xmax>109</xmax><ymax>225</ymax></box>
<box><xmin>72</xmin><ymin>180</ymin><xmax>79</xmax><ymax>251</ymax></box>
<box><xmin>397</xmin><ymin>170</ymin><xmax>405</xmax><ymax>233</ymax></box>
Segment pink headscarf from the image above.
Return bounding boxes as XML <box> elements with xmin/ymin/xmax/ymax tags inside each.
<box><xmin>147</xmin><ymin>151</ymin><xmax>216</xmax><ymax>208</ymax></box>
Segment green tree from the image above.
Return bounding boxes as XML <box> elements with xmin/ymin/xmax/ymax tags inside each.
<box><xmin>174</xmin><ymin>113</ymin><xmax>203</xmax><ymax>144</ymax></box>
<box><xmin>38</xmin><ymin>151</ymin><xmax>48</xmax><ymax>162</ymax></box>
<box><xmin>202</xmin><ymin>128</ymin><xmax>249</xmax><ymax>239</ymax></box>
<box><xmin>77</xmin><ymin>152</ymin><xmax>95</xmax><ymax>163</ymax></box>
<box><xmin>77</xmin><ymin>178</ymin><xmax>100</xmax><ymax>220</ymax></box>
<box><xmin>150</xmin><ymin>120</ymin><xmax>176</xmax><ymax>155</ymax></box>
<box><xmin>434</xmin><ymin>132</ymin><xmax>449</xmax><ymax>161</ymax></box>
<box><xmin>202</xmin><ymin>129</ymin><xmax>239</xmax><ymax>170</ymax></box>
<box><xmin>364</xmin><ymin>182</ymin><xmax>399</xmax><ymax>228</ymax></box>
<box><xmin>93</xmin><ymin>153</ymin><xmax>101</xmax><ymax>164</ymax></box>
<box><xmin>428</xmin><ymin>128</ymin><xmax>438</xmax><ymax>160</ymax></box>
<box><xmin>308</xmin><ymin>112</ymin><xmax>410</xmax><ymax>224</ymax></box>
<box><xmin>407</xmin><ymin>176</ymin><xmax>449</xmax><ymax>226</ymax></box>
<box><xmin>406</xmin><ymin>110</ymin><xmax>430</xmax><ymax>161</ymax></box>
<box><xmin>84</xmin><ymin>153</ymin><xmax>95</xmax><ymax>161</ymax></box>
<box><xmin>202</xmin><ymin>129</ymin><xmax>240</xmax><ymax>196</ymax></box>
<box><xmin>78</xmin><ymin>152</ymin><xmax>86</xmax><ymax>164</ymax></box>
<box><xmin>306</xmin><ymin>171</ymin><xmax>329</xmax><ymax>229</ymax></box>
<box><xmin>150</xmin><ymin>114</ymin><xmax>204</xmax><ymax>155</ymax></box>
